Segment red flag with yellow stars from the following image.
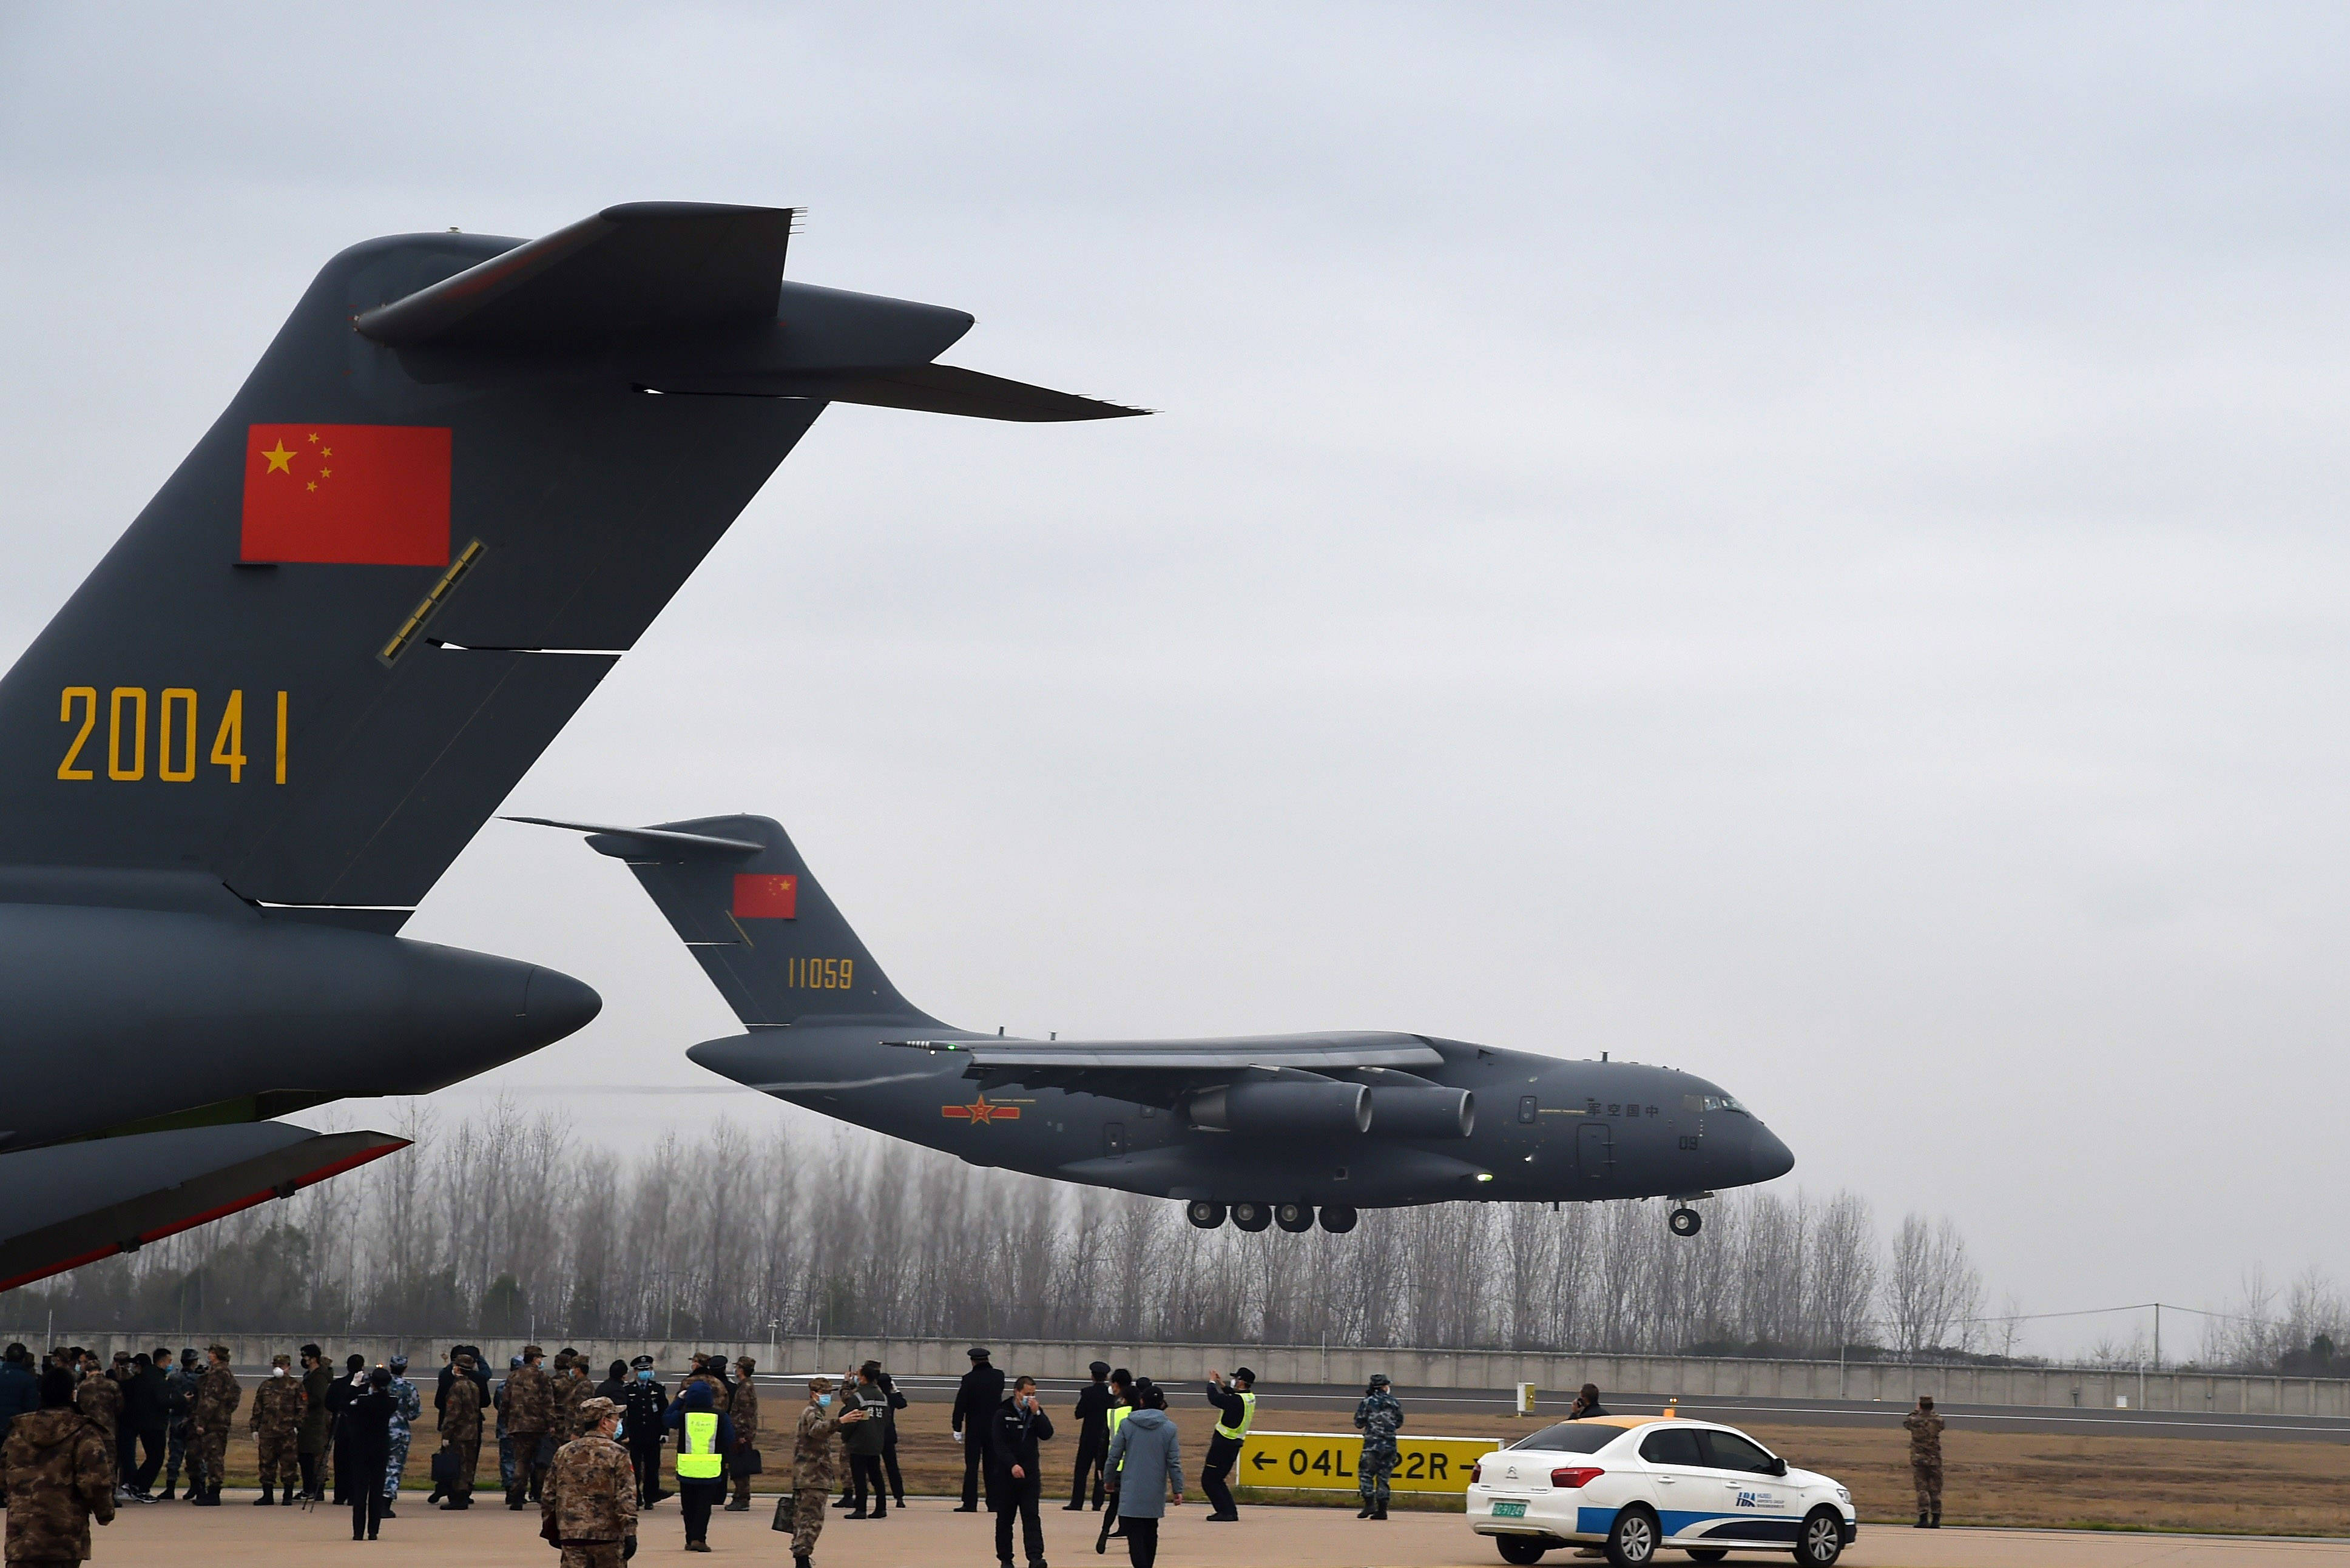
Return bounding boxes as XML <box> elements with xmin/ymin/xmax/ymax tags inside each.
<box><xmin>238</xmin><ymin>423</ymin><xmax>451</xmax><ymax>565</ymax></box>
<box><xmin>732</xmin><ymin>873</ymin><xmax>799</xmax><ymax>919</ymax></box>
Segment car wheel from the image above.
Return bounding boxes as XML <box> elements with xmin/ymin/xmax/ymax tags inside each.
<box><xmin>1495</xmin><ymin>1536</ymin><xmax>1548</xmax><ymax>1565</ymax></box>
<box><xmin>1605</xmin><ymin>1505</ymin><xmax>1660</xmax><ymax>1567</ymax></box>
<box><xmin>1184</xmin><ymin>1201</ymin><xmax>1227</xmax><ymax>1230</ymax></box>
<box><xmin>1794</xmin><ymin>1508</ymin><xmax>1844</xmax><ymax>1566</ymax></box>
<box><xmin>1684</xmin><ymin>1553</ymin><xmax>1728</xmax><ymax>1564</ymax></box>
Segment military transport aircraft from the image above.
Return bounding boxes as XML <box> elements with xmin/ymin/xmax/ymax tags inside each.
<box><xmin>0</xmin><ymin>203</ymin><xmax>1135</xmax><ymax>1292</ymax></box>
<box><xmin>524</xmin><ymin>814</ymin><xmax>1795</xmax><ymax>1235</ymax></box>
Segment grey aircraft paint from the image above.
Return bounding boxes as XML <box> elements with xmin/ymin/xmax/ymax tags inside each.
<box><xmin>0</xmin><ymin>204</ymin><xmax>1135</xmax><ymax>1290</ymax></box>
<box><xmin>529</xmin><ymin>813</ymin><xmax>1795</xmax><ymax>1234</ymax></box>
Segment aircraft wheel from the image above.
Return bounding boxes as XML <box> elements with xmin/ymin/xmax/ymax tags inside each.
<box><xmin>1668</xmin><ymin>1206</ymin><xmax>1703</xmax><ymax>1238</ymax></box>
<box><xmin>1231</xmin><ymin>1201</ymin><xmax>1272</xmax><ymax>1233</ymax></box>
<box><xmin>1318</xmin><ymin>1203</ymin><xmax>1359</xmax><ymax>1234</ymax></box>
<box><xmin>1186</xmin><ymin>1201</ymin><xmax>1227</xmax><ymax>1230</ymax></box>
<box><xmin>1275</xmin><ymin>1202</ymin><xmax>1314</xmax><ymax>1233</ymax></box>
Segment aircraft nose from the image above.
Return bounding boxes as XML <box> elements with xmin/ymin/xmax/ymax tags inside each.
<box><xmin>1749</xmin><ymin>1124</ymin><xmax>1795</xmax><ymax>1183</ymax></box>
<box><xmin>521</xmin><ymin>966</ymin><xmax>602</xmax><ymax>1043</ymax></box>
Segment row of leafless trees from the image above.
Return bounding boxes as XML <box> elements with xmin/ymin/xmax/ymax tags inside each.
<box><xmin>13</xmin><ymin>1105</ymin><xmax>2013</xmax><ymax>1357</ymax></box>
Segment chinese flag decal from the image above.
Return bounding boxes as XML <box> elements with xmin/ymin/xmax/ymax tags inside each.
<box><xmin>240</xmin><ymin>424</ymin><xmax>452</xmax><ymax>566</ymax></box>
<box><xmin>732</xmin><ymin>874</ymin><xmax>799</xmax><ymax>920</ymax></box>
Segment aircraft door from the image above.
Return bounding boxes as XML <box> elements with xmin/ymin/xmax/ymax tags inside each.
<box><xmin>1576</xmin><ymin>1120</ymin><xmax>1612</xmax><ymax>1180</ymax></box>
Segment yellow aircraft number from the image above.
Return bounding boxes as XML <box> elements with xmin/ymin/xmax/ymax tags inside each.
<box><xmin>59</xmin><ymin>687</ymin><xmax>288</xmax><ymax>784</ymax></box>
<box><xmin>786</xmin><ymin>957</ymin><xmax>856</xmax><ymax>990</ymax></box>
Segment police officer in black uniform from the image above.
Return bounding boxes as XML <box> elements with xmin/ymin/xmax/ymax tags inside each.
<box><xmin>952</xmin><ymin>1347</ymin><xmax>1005</xmax><ymax>1512</ymax></box>
<box><xmin>620</xmin><ymin>1354</ymin><xmax>669</xmax><ymax>1507</ymax></box>
<box><xmin>1066</xmin><ymin>1361</ymin><xmax>1114</xmax><ymax>1510</ymax></box>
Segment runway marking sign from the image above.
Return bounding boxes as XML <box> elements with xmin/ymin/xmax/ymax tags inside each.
<box><xmin>1236</xmin><ymin>1430</ymin><xmax>1499</xmax><ymax>1494</ymax></box>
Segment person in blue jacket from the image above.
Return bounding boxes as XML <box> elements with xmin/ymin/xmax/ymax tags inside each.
<box><xmin>663</xmin><ymin>1378</ymin><xmax>736</xmax><ymax>1553</ymax></box>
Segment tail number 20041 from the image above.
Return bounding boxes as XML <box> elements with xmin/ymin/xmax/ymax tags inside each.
<box><xmin>58</xmin><ymin>687</ymin><xmax>289</xmax><ymax>784</ymax></box>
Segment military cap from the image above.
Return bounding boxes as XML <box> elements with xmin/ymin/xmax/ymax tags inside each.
<box><xmin>521</xmin><ymin>1344</ymin><xmax>544</xmax><ymax>1359</ymax></box>
<box><xmin>112</xmin><ymin>1350</ymin><xmax>131</xmax><ymax>1362</ymax></box>
<box><xmin>1232</xmin><ymin>1365</ymin><xmax>1257</xmax><ymax>1383</ymax></box>
<box><xmin>271</xmin><ymin>1353</ymin><xmax>292</xmax><ymax>1367</ymax></box>
<box><xmin>807</xmin><ymin>1375</ymin><xmax>834</xmax><ymax>1393</ymax></box>
<box><xmin>510</xmin><ymin>1355</ymin><xmax>525</xmax><ymax>1368</ymax></box>
<box><xmin>1368</xmin><ymin>1373</ymin><xmax>1391</xmax><ymax>1387</ymax></box>
<box><xmin>630</xmin><ymin>1354</ymin><xmax>656</xmax><ymax>1370</ymax></box>
<box><xmin>206</xmin><ymin>1344</ymin><xmax>231</xmax><ymax>1359</ymax></box>
<box><xmin>180</xmin><ymin>1348</ymin><xmax>199</xmax><ymax>1365</ymax></box>
<box><xmin>968</xmin><ymin>1347</ymin><xmax>991</xmax><ymax>1361</ymax></box>
<box><xmin>1089</xmin><ymin>1361</ymin><xmax>1110</xmax><ymax>1377</ymax></box>
<box><xmin>389</xmin><ymin>1354</ymin><xmax>409</xmax><ymax>1373</ymax></box>
<box><xmin>579</xmin><ymin>1396</ymin><xmax>620</xmax><ymax>1421</ymax></box>
<box><xmin>552</xmin><ymin>1350</ymin><xmax>573</xmax><ymax>1370</ymax></box>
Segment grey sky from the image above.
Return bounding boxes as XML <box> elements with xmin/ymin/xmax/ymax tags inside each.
<box><xmin>4</xmin><ymin>4</ymin><xmax>2346</xmax><ymax>1354</ymax></box>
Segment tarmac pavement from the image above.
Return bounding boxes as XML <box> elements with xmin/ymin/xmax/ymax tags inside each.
<box><xmin>81</xmin><ymin>1491</ymin><xmax>2350</xmax><ymax>1567</ymax></box>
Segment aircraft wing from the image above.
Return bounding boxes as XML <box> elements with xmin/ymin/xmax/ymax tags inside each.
<box><xmin>0</xmin><ymin>1124</ymin><xmax>407</xmax><ymax>1292</ymax></box>
<box><xmin>887</xmin><ymin>1031</ymin><xmax>1442</xmax><ymax>1103</ymax></box>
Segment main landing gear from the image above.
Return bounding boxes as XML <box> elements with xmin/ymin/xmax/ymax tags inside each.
<box><xmin>1185</xmin><ymin>1200</ymin><xmax>1360</xmax><ymax>1234</ymax></box>
<box><xmin>1668</xmin><ymin>1206</ymin><xmax>1704</xmax><ymax>1237</ymax></box>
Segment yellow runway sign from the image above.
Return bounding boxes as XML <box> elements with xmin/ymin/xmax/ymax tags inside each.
<box><xmin>1235</xmin><ymin>1430</ymin><xmax>1499</xmax><ymax>1494</ymax></box>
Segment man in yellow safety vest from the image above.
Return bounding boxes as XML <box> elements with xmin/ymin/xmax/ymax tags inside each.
<box><xmin>661</xmin><ymin>1378</ymin><xmax>735</xmax><ymax>1553</ymax></box>
<box><xmin>1198</xmin><ymin>1367</ymin><xmax>1255</xmax><ymax>1522</ymax></box>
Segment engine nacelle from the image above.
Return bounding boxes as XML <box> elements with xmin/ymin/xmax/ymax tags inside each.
<box><xmin>1366</xmin><ymin>1086</ymin><xmax>1475</xmax><ymax>1139</ymax></box>
<box><xmin>1187</xmin><ymin>1078</ymin><xmax>1371</xmax><ymax>1136</ymax></box>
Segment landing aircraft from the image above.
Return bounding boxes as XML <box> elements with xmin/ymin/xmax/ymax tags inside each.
<box><xmin>0</xmin><ymin>204</ymin><xmax>1135</xmax><ymax>1292</ymax></box>
<box><xmin>525</xmin><ymin>814</ymin><xmax>1795</xmax><ymax>1235</ymax></box>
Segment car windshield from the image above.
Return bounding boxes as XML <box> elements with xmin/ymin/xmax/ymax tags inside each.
<box><xmin>1508</xmin><ymin>1422</ymin><xmax>1619</xmax><ymax>1455</ymax></box>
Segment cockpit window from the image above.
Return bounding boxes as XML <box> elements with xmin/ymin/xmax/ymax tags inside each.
<box><xmin>1681</xmin><ymin>1093</ymin><xmax>1748</xmax><ymax>1116</ymax></box>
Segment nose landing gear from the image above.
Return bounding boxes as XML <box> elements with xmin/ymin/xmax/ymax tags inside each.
<box><xmin>1668</xmin><ymin>1206</ymin><xmax>1704</xmax><ymax>1237</ymax></box>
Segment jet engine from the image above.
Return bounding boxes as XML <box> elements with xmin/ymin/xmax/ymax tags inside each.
<box><xmin>1186</xmin><ymin>1076</ymin><xmax>1371</xmax><ymax>1136</ymax></box>
<box><xmin>1366</xmin><ymin>1086</ymin><xmax>1475</xmax><ymax>1139</ymax></box>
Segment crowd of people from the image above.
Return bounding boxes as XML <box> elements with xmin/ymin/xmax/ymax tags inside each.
<box><xmin>0</xmin><ymin>1337</ymin><xmax>1428</xmax><ymax>1568</ymax></box>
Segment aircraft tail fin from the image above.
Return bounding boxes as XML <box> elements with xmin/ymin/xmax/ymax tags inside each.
<box><xmin>0</xmin><ymin>203</ymin><xmax>1136</xmax><ymax>927</ymax></box>
<box><xmin>511</xmin><ymin>813</ymin><xmax>933</xmax><ymax>1028</ymax></box>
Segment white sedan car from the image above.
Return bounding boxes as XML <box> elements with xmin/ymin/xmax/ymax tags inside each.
<box><xmin>1467</xmin><ymin>1414</ymin><xmax>1857</xmax><ymax>1567</ymax></box>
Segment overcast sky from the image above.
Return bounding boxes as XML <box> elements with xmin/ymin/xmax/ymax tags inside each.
<box><xmin>5</xmin><ymin>3</ymin><xmax>2348</xmax><ymax>1356</ymax></box>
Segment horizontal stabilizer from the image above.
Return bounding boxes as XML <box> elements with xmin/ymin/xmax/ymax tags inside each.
<box><xmin>642</xmin><ymin>362</ymin><xmax>1150</xmax><ymax>422</ymax></box>
<box><xmin>0</xmin><ymin>1124</ymin><xmax>407</xmax><ymax>1292</ymax></box>
<box><xmin>501</xmin><ymin>815</ymin><xmax>763</xmax><ymax>859</ymax></box>
<box><xmin>892</xmin><ymin>1031</ymin><xmax>1442</xmax><ymax>1074</ymax></box>
<box><xmin>356</xmin><ymin>202</ymin><xmax>797</xmax><ymax>348</ymax></box>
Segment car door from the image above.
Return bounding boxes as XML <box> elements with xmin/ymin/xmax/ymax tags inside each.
<box><xmin>1693</xmin><ymin>1428</ymin><xmax>1801</xmax><ymax>1544</ymax></box>
<box><xmin>1634</xmin><ymin>1426</ymin><xmax>1709</xmax><ymax>1539</ymax></box>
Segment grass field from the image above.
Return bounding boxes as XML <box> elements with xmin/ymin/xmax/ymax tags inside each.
<box><xmin>195</xmin><ymin>1401</ymin><xmax>2350</xmax><ymax>1536</ymax></box>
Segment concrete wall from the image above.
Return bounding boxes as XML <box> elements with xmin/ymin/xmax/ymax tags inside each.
<box><xmin>11</xmin><ymin>1330</ymin><xmax>2343</xmax><ymax>1416</ymax></box>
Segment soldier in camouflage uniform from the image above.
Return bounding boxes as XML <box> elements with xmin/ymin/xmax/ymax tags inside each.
<box><xmin>2</xmin><ymin>1368</ymin><xmax>116</xmax><ymax>1563</ymax></box>
<box><xmin>504</xmin><ymin>1344</ymin><xmax>556</xmax><ymax>1508</ymax></box>
<box><xmin>554</xmin><ymin>1352</ymin><xmax>591</xmax><ymax>1440</ymax></box>
<box><xmin>1351</xmin><ymin>1373</ymin><xmax>1403</xmax><ymax>1519</ymax></box>
<box><xmin>437</xmin><ymin>1352</ymin><xmax>485</xmax><ymax>1509</ymax></box>
<box><xmin>790</xmin><ymin>1378</ymin><xmax>868</xmax><ymax>1567</ymax></box>
<box><xmin>724</xmin><ymin>1357</ymin><xmax>760</xmax><ymax>1511</ymax></box>
<box><xmin>382</xmin><ymin>1354</ymin><xmax>421</xmax><ymax>1510</ymax></box>
<box><xmin>1902</xmin><ymin>1395</ymin><xmax>1943</xmax><ymax>1527</ymax></box>
<box><xmin>541</xmin><ymin>1397</ymin><xmax>638</xmax><ymax>1568</ymax></box>
<box><xmin>70</xmin><ymin>1356</ymin><xmax>122</xmax><ymax>1500</ymax></box>
<box><xmin>191</xmin><ymin>1345</ymin><xmax>241</xmax><ymax>1506</ymax></box>
<box><xmin>248</xmin><ymin>1354</ymin><xmax>305</xmax><ymax>1505</ymax></box>
<box><xmin>159</xmin><ymin>1348</ymin><xmax>201</xmax><ymax>1501</ymax></box>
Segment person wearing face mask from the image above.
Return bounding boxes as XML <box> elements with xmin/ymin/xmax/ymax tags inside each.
<box><xmin>620</xmin><ymin>1356</ymin><xmax>667</xmax><ymax>1509</ymax></box>
<box><xmin>327</xmin><ymin>1354</ymin><xmax>367</xmax><ymax>1504</ymax></box>
<box><xmin>786</xmin><ymin>1378</ymin><xmax>867</xmax><ymax>1568</ymax></box>
<box><xmin>986</xmin><ymin>1376</ymin><xmax>1056</xmax><ymax>1568</ymax></box>
<box><xmin>246</xmin><ymin>1354</ymin><xmax>303</xmax><ymax>1506</ymax></box>
<box><xmin>382</xmin><ymin>1356</ymin><xmax>421</xmax><ymax>1515</ymax></box>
